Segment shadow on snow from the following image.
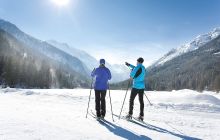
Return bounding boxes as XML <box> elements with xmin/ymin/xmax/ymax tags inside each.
<box><xmin>98</xmin><ymin>119</ymin><xmax>151</xmax><ymax>140</ymax></box>
<box><xmin>128</xmin><ymin>119</ymin><xmax>202</xmax><ymax>140</ymax></box>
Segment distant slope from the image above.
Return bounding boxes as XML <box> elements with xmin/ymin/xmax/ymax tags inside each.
<box><xmin>0</xmin><ymin>29</ymin><xmax>90</xmax><ymax>88</ymax></box>
<box><xmin>47</xmin><ymin>40</ymin><xmax>130</xmax><ymax>83</ymax></box>
<box><xmin>0</xmin><ymin>19</ymin><xmax>89</xmax><ymax>77</ymax></box>
<box><xmin>112</xmin><ymin>28</ymin><xmax>220</xmax><ymax>91</ymax></box>
<box><xmin>147</xmin><ymin>35</ymin><xmax>220</xmax><ymax>91</ymax></box>
<box><xmin>0</xmin><ymin>19</ymin><xmax>129</xmax><ymax>84</ymax></box>
<box><xmin>47</xmin><ymin>40</ymin><xmax>99</xmax><ymax>71</ymax></box>
<box><xmin>153</xmin><ymin>28</ymin><xmax>220</xmax><ymax>67</ymax></box>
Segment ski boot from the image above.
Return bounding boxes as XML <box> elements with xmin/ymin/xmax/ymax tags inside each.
<box><xmin>125</xmin><ymin>114</ymin><xmax>132</xmax><ymax>120</ymax></box>
<box><xmin>137</xmin><ymin>115</ymin><xmax>144</xmax><ymax>121</ymax></box>
<box><xmin>100</xmin><ymin>115</ymin><xmax>105</xmax><ymax>120</ymax></box>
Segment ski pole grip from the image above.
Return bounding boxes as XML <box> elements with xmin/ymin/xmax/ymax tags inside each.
<box><xmin>125</xmin><ymin>62</ymin><xmax>130</xmax><ymax>67</ymax></box>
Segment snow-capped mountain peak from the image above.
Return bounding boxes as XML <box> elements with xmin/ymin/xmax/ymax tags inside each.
<box><xmin>153</xmin><ymin>27</ymin><xmax>220</xmax><ymax>66</ymax></box>
<box><xmin>210</xmin><ymin>27</ymin><xmax>220</xmax><ymax>38</ymax></box>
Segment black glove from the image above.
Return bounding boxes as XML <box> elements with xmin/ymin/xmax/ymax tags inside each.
<box><xmin>125</xmin><ymin>62</ymin><xmax>130</xmax><ymax>67</ymax></box>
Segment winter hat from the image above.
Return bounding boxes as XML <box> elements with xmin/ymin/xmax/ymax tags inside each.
<box><xmin>137</xmin><ymin>57</ymin><xmax>144</xmax><ymax>63</ymax></box>
<box><xmin>100</xmin><ymin>59</ymin><xmax>105</xmax><ymax>65</ymax></box>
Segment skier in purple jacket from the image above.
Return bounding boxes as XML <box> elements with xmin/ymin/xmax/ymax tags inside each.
<box><xmin>91</xmin><ymin>59</ymin><xmax>111</xmax><ymax>118</ymax></box>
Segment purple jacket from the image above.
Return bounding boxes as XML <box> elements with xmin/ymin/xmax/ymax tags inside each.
<box><xmin>91</xmin><ymin>66</ymin><xmax>112</xmax><ymax>90</ymax></box>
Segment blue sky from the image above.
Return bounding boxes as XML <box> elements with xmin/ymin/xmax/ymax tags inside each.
<box><xmin>0</xmin><ymin>0</ymin><xmax>220</xmax><ymax>65</ymax></box>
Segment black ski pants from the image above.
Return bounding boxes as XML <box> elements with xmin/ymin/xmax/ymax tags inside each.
<box><xmin>95</xmin><ymin>90</ymin><xmax>106</xmax><ymax>117</ymax></box>
<box><xmin>129</xmin><ymin>88</ymin><xmax>144</xmax><ymax>116</ymax></box>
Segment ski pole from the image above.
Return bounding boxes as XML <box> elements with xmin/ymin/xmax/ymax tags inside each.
<box><xmin>119</xmin><ymin>80</ymin><xmax>131</xmax><ymax>119</ymax></box>
<box><xmin>144</xmin><ymin>92</ymin><xmax>153</xmax><ymax>106</ymax></box>
<box><xmin>86</xmin><ymin>77</ymin><xmax>94</xmax><ymax>118</ymax></box>
<box><xmin>144</xmin><ymin>72</ymin><xmax>152</xmax><ymax>106</ymax></box>
<box><xmin>108</xmin><ymin>83</ymin><xmax>114</xmax><ymax>122</ymax></box>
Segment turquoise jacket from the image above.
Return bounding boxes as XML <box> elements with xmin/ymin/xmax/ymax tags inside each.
<box><xmin>129</xmin><ymin>64</ymin><xmax>146</xmax><ymax>89</ymax></box>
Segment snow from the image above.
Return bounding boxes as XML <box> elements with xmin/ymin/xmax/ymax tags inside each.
<box><xmin>1</xmin><ymin>19</ymin><xmax>130</xmax><ymax>83</ymax></box>
<box><xmin>0</xmin><ymin>19</ymin><xmax>90</xmax><ymax>77</ymax></box>
<box><xmin>214</xmin><ymin>51</ymin><xmax>220</xmax><ymax>55</ymax></box>
<box><xmin>23</xmin><ymin>53</ymin><xmax>27</xmax><ymax>58</ymax></box>
<box><xmin>154</xmin><ymin>27</ymin><xmax>220</xmax><ymax>66</ymax></box>
<box><xmin>0</xmin><ymin>88</ymin><xmax>220</xmax><ymax>140</ymax></box>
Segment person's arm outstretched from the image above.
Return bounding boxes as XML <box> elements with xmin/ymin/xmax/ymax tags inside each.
<box><xmin>125</xmin><ymin>62</ymin><xmax>135</xmax><ymax>69</ymax></box>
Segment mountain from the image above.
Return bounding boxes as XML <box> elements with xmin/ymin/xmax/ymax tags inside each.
<box><xmin>0</xmin><ymin>19</ymin><xmax>129</xmax><ymax>87</ymax></box>
<box><xmin>47</xmin><ymin>40</ymin><xmax>130</xmax><ymax>83</ymax></box>
<box><xmin>109</xmin><ymin>64</ymin><xmax>130</xmax><ymax>82</ymax></box>
<box><xmin>112</xmin><ymin>28</ymin><xmax>220</xmax><ymax>92</ymax></box>
<box><xmin>0</xmin><ymin>19</ymin><xmax>89</xmax><ymax>76</ymax></box>
<box><xmin>0</xmin><ymin>20</ymin><xmax>90</xmax><ymax>88</ymax></box>
<box><xmin>147</xmin><ymin>30</ymin><xmax>220</xmax><ymax>91</ymax></box>
<box><xmin>47</xmin><ymin>40</ymin><xmax>99</xmax><ymax>71</ymax></box>
<box><xmin>153</xmin><ymin>28</ymin><xmax>220</xmax><ymax>67</ymax></box>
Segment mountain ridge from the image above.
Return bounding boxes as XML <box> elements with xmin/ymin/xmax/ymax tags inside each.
<box><xmin>47</xmin><ymin>40</ymin><xmax>130</xmax><ymax>83</ymax></box>
<box><xmin>153</xmin><ymin>27</ymin><xmax>220</xmax><ymax>67</ymax></box>
<box><xmin>0</xmin><ymin>20</ymin><xmax>90</xmax><ymax>88</ymax></box>
<box><xmin>0</xmin><ymin>19</ymin><xmax>89</xmax><ymax>76</ymax></box>
<box><xmin>112</xmin><ymin>28</ymin><xmax>220</xmax><ymax>91</ymax></box>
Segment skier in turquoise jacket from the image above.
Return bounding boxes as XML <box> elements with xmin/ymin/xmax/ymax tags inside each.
<box><xmin>125</xmin><ymin>57</ymin><xmax>146</xmax><ymax>121</ymax></box>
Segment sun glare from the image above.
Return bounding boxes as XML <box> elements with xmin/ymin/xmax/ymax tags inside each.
<box><xmin>51</xmin><ymin>0</ymin><xmax>70</xmax><ymax>7</ymax></box>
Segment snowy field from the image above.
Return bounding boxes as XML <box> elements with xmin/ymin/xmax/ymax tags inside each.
<box><xmin>0</xmin><ymin>88</ymin><xmax>220</xmax><ymax>140</ymax></box>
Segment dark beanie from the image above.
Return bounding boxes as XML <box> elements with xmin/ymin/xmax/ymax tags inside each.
<box><xmin>137</xmin><ymin>57</ymin><xmax>144</xmax><ymax>63</ymax></box>
<box><xmin>100</xmin><ymin>59</ymin><xmax>105</xmax><ymax>64</ymax></box>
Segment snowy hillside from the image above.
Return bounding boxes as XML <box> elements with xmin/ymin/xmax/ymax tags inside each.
<box><xmin>0</xmin><ymin>19</ymin><xmax>89</xmax><ymax>76</ymax></box>
<box><xmin>0</xmin><ymin>88</ymin><xmax>220</xmax><ymax>140</ymax></box>
<box><xmin>0</xmin><ymin>26</ymin><xmax>90</xmax><ymax>88</ymax></box>
<box><xmin>153</xmin><ymin>28</ymin><xmax>220</xmax><ymax>66</ymax></box>
<box><xmin>0</xmin><ymin>19</ymin><xmax>129</xmax><ymax>83</ymax></box>
<box><xmin>47</xmin><ymin>40</ymin><xmax>130</xmax><ymax>83</ymax></box>
<box><xmin>146</xmin><ymin>34</ymin><xmax>220</xmax><ymax>91</ymax></box>
<box><xmin>47</xmin><ymin>40</ymin><xmax>99</xmax><ymax>71</ymax></box>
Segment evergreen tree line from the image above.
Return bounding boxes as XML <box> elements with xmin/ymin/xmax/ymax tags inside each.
<box><xmin>0</xmin><ymin>29</ymin><xmax>90</xmax><ymax>88</ymax></box>
<box><xmin>1</xmin><ymin>27</ymin><xmax>219</xmax><ymax>91</ymax></box>
<box><xmin>112</xmin><ymin>36</ymin><xmax>220</xmax><ymax>92</ymax></box>
<box><xmin>147</xmin><ymin>35</ymin><xmax>220</xmax><ymax>92</ymax></box>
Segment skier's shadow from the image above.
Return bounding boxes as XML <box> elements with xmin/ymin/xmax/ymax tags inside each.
<box><xmin>98</xmin><ymin>120</ymin><xmax>151</xmax><ymax>140</ymax></box>
<box><xmin>129</xmin><ymin>119</ymin><xmax>202</xmax><ymax>140</ymax></box>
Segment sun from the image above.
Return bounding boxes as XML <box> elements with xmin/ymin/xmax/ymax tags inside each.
<box><xmin>51</xmin><ymin>0</ymin><xmax>70</xmax><ymax>7</ymax></box>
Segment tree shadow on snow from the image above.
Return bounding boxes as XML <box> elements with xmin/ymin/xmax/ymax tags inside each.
<box><xmin>98</xmin><ymin>120</ymin><xmax>151</xmax><ymax>140</ymax></box>
<box><xmin>128</xmin><ymin>119</ymin><xmax>202</xmax><ymax>140</ymax></box>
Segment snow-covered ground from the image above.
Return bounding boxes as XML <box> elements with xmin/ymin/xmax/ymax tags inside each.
<box><xmin>0</xmin><ymin>88</ymin><xmax>220</xmax><ymax>140</ymax></box>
